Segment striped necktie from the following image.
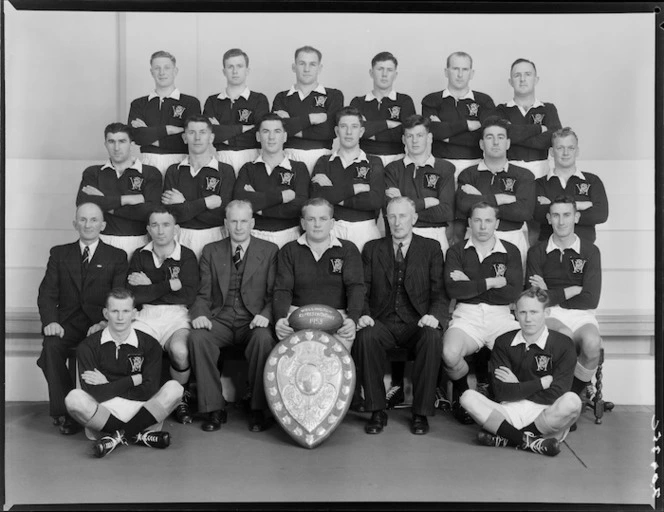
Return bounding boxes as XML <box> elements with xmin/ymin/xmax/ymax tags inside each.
<box><xmin>233</xmin><ymin>245</ymin><xmax>242</xmax><ymax>269</ymax></box>
<box><xmin>396</xmin><ymin>242</ymin><xmax>404</xmax><ymax>264</ymax></box>
<box><xmin>82</xmin><ymin>246</ymin><xmax>90</xmax><ymax>274</ymax></box>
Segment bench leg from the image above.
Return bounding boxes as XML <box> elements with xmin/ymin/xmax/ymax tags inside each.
<box><xmin>591</xmin><ymin>347</ymin><xmax>615</xmax><ymax>424</ymax></box>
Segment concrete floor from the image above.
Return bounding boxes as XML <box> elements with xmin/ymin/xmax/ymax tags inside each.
<box><xmin>4</xmin><ymin>401</ymin><xmax>656</xmax><ymax>509</ymax></box>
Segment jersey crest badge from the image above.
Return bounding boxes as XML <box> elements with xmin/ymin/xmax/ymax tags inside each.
<box><xmin>128</xmin><ymin>355</ymin><xmax>144</xmax><ymax>374</ymax></box>
<box><xmin>205</xmin><ymin>176</ymin><xmax>220</xmax><ymax>192</ymax></box>
<box><xmin>531</xmin><ymin>113</ymin><xmax>545</xmax><ymax>125</ymax></box>
<box><xmin>388</xmin><ymin>106</ymin><xmax>401</xmax><ymax>119</ymax></box>
<box><xmin>424</xmin><ymin>173</ymin><xmax>439</xmax><ymax>189</ymax></box>
<box><xmin>280</xmin><ymin>171</ymin><xmax>294</xmax><ymax>186</ymax></box>
<box><xmin>355</xmin><ymin>166</ymin><xmax>370</xmax><ymax>180</ymax></box>
<box><xmin>129</xmin><ymin>176</ymin><xmax>144</xmax><ymax>191</ymax></box>
<box><xmin>571</xmin><ymin>258</ymin><xmax>587</xmax><ymax>274</ymax></box>
<box><xmin>329</xmin><ymin>258</ymin><xmax>344</xmax><ymax>274</ymax></box>
<box><xmin>172</xmin><ymin>105</ymin><xmax>186</xmax><ymax>119</ymax></box>
<box><xmin>238</xmin><ymin>109</ymin><xmax>251</xmax><ymax>123</ymax></box>
<box><xmin>314</xmin><ymin>95</ymin><xmax>327</xmax><ymax>108</ymax></box>
<box><xmin>467</xmin><ymin>103</ymin><xmax>479</xmax><ymax>117</ymax></box>
<box><xmin>576</xmin><ymin>183</ymin><xmax>591</xmax><ymax>196</ymax></box>
<box><xmin>168</xmin><ymin>266</ymin><xmax>180</xmax><ymax>280</ymax></box>
<box><xmin>502</xmin><ymin>177</ymin><xmax>516</xmax><ymax>192</ymax></box>
<box><xmin>493</xmin><ymin>263</ymin><xmax>506</xmax><ymax>277</ymax></box>
<box><xmin>534</xmin><ymin>355</ymin><xmax>551</xmax><ymax>372</ymax></box>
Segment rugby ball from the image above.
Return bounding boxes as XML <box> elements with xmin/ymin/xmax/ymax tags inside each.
<box><xmin>288</xmin><ymin>304</ymin><xmax>344</xmax><ymax>333</ymax></box>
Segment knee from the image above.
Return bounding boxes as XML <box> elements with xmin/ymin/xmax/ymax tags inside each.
<box><xmin>168</xmin><ymin>340</ymin><xmax>189</xmax><ymax>364</ymax></box>
<box><xmin>459</xmin><ymin>389</ymin><xmax>479</xmax><ymax>411</ymax></box>
<box><xmin>579</xmin><ymin>333</ymin><xmax>602</xmax><ymax>358</ymax></box>
<box><xmin>64</xmin><ymin>389</ymin><xmax>87</xmax><ymax>414</ymax></box>
<box><xmin>161</xmin><ymin>380</ymin><xmax>185</xmax><ymax>403</ymax></box>
<box><xmin>442</xmin><ymin>337</ymin><xmax>463</xmax><ymax>366</ymax></box>
<box><xmin>560</xmin><ymin>392</ymin><xmax>582</xmax><ymax>418</ymax></box>
<box><xmin>250</xmin><ymin>328</ymin><xmax>276</xmax><ymax>349</ymax></box>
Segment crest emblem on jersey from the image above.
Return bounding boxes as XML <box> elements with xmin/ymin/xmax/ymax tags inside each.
<box><xmin>534</xmin><ymin>355</ymin><xmax>551</xmax><ymax>372</ymax></box>
<box><xmin>502</xmin><ymin>177</ymin><xmax>516</xmax><ymax>192</ymax></box>
<box><xmin>128</xmin><ymin>355</ymin><xmax>144</xmax><ymax>374</ymax></box>
<box><xmin>329</xmin><ymin>258</ymin><xmax>344</xmax><ymax>274</ymax></box>
<box><xmin>576</xmin><ymin>183</ymin><xmax>591</xmax><ymax>196</ymax></box>
<box><xmin>571</xmin><ymin>258</ymin><xmax>587</xmax><ymax>274</ymax></box>
<box><xmin>424</xmin><ymin>173</ymin><xmax>439</xmax><ymax>189</ymax></box>
<box><xmin>238</xmin><ymin>109</ymin><xmax>251</xmax><ymax>123</ymax></box>
<box><xmin>168</xmin><ymin>266</ymin><xmax>180</xmax><ymax>280</ymax></box>
<box><xmin>129</xmin><ymin>176</ymin><xmax>144</xmax><ymax>191</ymax></box>
<box><xmin>467</xmin><ymin>103</ymin><xmax>479</xmax><ymax>117</ymax></box>
<box><xmin>172</xmin><ymin>105</ymin><xmax>186</xmax><ymax>119</ymax></box>
<box><xmin>314</xmin><ymin>95</ymin><xmax>327</xmax><ymax>108</ymax></box>
<box><xmin>388</xmin><ymin>106</ymin><xmax>401</xmax><ymax>119</ymax></box>
<box><xmin>355</xmin><ymin>166</ymin><xmax>370</xmax><ymax>180</ymax></box>
<box><xmin>205</xmin><ymin>176</ymin><xmax>220</xmax><ymax>192</ymax></box>
<box><xmin>531</xmin><ymin>113</ymin><xmax>545</xmax><ymax>125</ymax></box>
<box><xmin>280</xmin><ymin>171</ymin><xmax>294</xmax><ymax>186</ymax></box>
<box><xmin>493</xmin><ymin>263</ymin><xmax>507</xmax><ymax>277</ymax></box>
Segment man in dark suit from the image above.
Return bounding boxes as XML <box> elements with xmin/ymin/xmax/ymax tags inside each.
<box><xmin>37</xmin><ymin>202</ymin><xmax>129</xmax><ymax>434</ymax></box>
<box><xmin>188</xmin><ymin>199</ymin><xmax>278</xmax><ymax>433</ymax></box>
<box><xmin>352</xmin><ymin>196</ymin><xmax>449</xmax><ymax>435</ymax></box>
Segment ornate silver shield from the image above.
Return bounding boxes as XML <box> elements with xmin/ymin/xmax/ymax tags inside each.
<box><xmin>264</xmin><ymin>330</ymin><xmax>356</xmax><ymax>449</ymax></box>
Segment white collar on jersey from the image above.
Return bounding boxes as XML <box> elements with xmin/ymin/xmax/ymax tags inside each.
<box><xmin>217</xmin><ymin>87</ymin><xmax>251</xmax><ymax>101</ymax></box>
<box><xmin>365</xmin><ymin>90</ymin><xmax>397</xmax><ymax>102</ymax></box>
<box><xmin>148</xmin><ymin>88</ymin><xmax>181</xmax><ymax>101</ymax></box>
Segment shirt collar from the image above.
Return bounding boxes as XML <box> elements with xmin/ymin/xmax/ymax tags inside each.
<box><xmin>100</xmin><ymin>327</ymin><xmax>139</xmax><ymax>348</ymax></box>
<box><xmin>546</xmin><ymin>168</ymin><xmax>586</xmax><ymax>182</ymax></box>
<box><xmin>217</xmin><ymin>87</ymin><xmax>251</xmax><ymax>101</ymax></box>
<box><xmin>365</xmin><ymin>90</ymin><xmax>397</xmax><ymax>102</ymax></box>
<box><xmin>545</xmin><ymin>234</ymin><xmax>581</xmax><ymax>254</ymax></box>
<box><xmin>442</xmin><ymin>89</ymin><xmax>475</xmax><ymax>101</ymax></box>
<box><xmin>511</xmin><ymin>326</ymin><xmax>549</xmax><ymax>351</ymax></box>
<box><xmin>393</xmin><ymin>235</ymin><xmax>413</xmax><ymax>255</ymax></box>
<box><xmin>141</xmin><ymin>240</ymin><xmax>183</xmax><ymax>266</ymax></box>
<box><xmin>403</xmin><ymin>154</ymin><xmax>436</xmax><ymax>169</ymax></box>
<box><xmin>286</xmin><ymin>84</ymin><xmax>327</xmax><ymax>99</ymax></box>
<box><xmin>478</xmin><ymin>160</ymin><xmax>510</xmax><ymax>173</ymax></box>
<box><xmin>329</xmin><ymin>149</ymin><xmax>369</xmax><ymax>167</ymax></box>
<box><xmin>464</xmin><ymin>236</ymin><xmax>508</xmax><ymax>256</ymax></box>
<box><xmin>231</xmin><ymin>238</ymin><xmax>251</xmax><ymax>255</ymax></box>
<box><xmin>297</xmin><ymin>233</ymin><xmax>343</xmax><ymax>259</ymax></box>
<box><xmin>505</xmin><ymin>98</ymin><xmax>545</xmax><ymax>114</ymax></box>
<box><xmin>101</xmin><ymin>158</ymin><xmax>143</xmax><ymax>176</ymax></box>
<box><xmin>178</xmin><ymin>156</ymin><xmax>219</xmax><ymax>177</ymax></box>
<box><xmin>79</xmin><ymin>239</ymin><xmax>100</xmax><ymax>258</ymax></box>
<box><xmin>253</xmin><ymin>154</ymin><xmax>292</xmax><ymax>174</ymax></box>
<box><xmin>148</xmin><ymin>88</ymin><xmax>181</xmax><ymax>101</ymax></box>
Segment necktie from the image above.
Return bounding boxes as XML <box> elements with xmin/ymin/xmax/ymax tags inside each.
<box><xmin>396</xmin><ymin>242</ymin><xmax>404</xmax><ymax>264</ymax></box>
<box><xmin>82</xmin><ymin>246</ymin><xmax>90</xmax><ymax>274</ymax></box>
<box><xmin>233</xmin><ymin>245</ymin><xmax>242</xmax><ymax>269</ymax></box>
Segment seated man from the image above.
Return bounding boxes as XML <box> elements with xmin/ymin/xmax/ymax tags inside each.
<box><xmin>64</xmin><ymin>288</ymin><xmax>183</xmax><ymax>458</ymax></box>
<box><xmin>37</xmin><ymin>203</ymin><xmax>128</xmax><ymax>434</ymax></box>
<box><xmin>188</xmin><ymin>200</ymin><xmax>278</xmax><ymax>433</ymax></box>
<box><xmin>460</xmin><ymin>287</ymin><xmax>581</xmax><ymax>457</ymax></box>
<box><xmin>526</xmin><ymin>195</ymin><xmax>602</xmax><ymax>399</ymax></box>
<box><xmin>310</xmin><ymin>106</ymin><xmax>386</xmax><ymax>253</ymax></box>
<box><xmin>234</xmin><ymin>113</ymin><xmax>310</xmax><ymax>248</ymax></box>
<box><xmin>442</xmin><ymin>201</ymin><xmax>522</xmax><ymax>424</ymax></box>
<box><xmin>128</xmin><ymin>207</ymin><xmax>199</xmax><ymax>424</ymax></box>
<box><xmin>353</xmin><ymin>197</ymin><xmax>448</xmax><ymax>436</ymax></box>
<box><xmin>76</xmin><ymin>122</ymin><xmax>163</xmax><ymax>260</ymax></box>
<box><xmin>273</xmin><ymin>198</ymin><xmax>364</xmax><ymax>351</ymax></box>
<box><xmin>162</xmin><ymin>115</ymin><xmax>235</xmax><ymax>259</ymax></box>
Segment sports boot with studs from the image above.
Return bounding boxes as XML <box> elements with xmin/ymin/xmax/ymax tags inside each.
<box><xmin>131</xmin><ymin>430</ymin><xmax>171</xmax><ymax>449</ymax></box>
<box><xmin>93</xmin><ymin>430</ymin><xmax>127</xmax><ymax>459</ymax></box>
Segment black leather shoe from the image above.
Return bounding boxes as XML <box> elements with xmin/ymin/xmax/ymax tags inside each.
<box><xmin>59</xmin><ymin>416</ymin><xmax>82</xmax><ymax>435</ymax></box>
<box><xmin>452</xmin><ymin>402</ymin><xmax>475</xmax><ymax>425</ymax></box>
<box><xmin>249</xmin><ymin>410</ymin><xmax>271</xmax><ymax>432</ymax></box>
<box><xmin>201</xmin><ymin>409</ymin><xmax>227</xmax><ymax>432</ymax></box>
<box><xmin>410</xmin><ymin>414</ymin><xmax>429</xmax><ymax>435</ymax></box>
<box><xmin>365</xmin><ymin>410</ymin><xmax>388</xmax><ymax>434</ymax></box>
<box><xmin>52</xmin><ymin>415</ymin><xmax>65</xmax><ymax>426</ymax></box>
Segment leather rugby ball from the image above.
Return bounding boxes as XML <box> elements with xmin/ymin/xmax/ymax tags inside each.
<box><xmin>289</xmin><ymin>304</ymin><xmax>344</xmax><ymax>333</ymax></box>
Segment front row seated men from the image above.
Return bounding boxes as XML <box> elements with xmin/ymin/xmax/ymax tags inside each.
<box><xmin>127</xmin><ymin>207</ymin><xmax>199</xmax><ymax>424</ymax></box>
<box><xmin>353</xmin><ymin>197</ymin><xmax>448</xmax><ymax>435</ymax></box>
<box><xmin>65</xmin><ymin>288</ymin><xmax>183</xmax><ymax>458</ymax></box>
<box><xmin>460</xmin><ymin>287</ymin><xmax>582</xmax><ymax>457</ymax></box>
<box><xmin>188</xmin><ymin>200</ymin><xmax>278</xmax><ymax>433</ymax></box>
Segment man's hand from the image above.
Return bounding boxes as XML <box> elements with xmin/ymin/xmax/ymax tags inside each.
<box><xmin>418</xmin><ymin>314</ymin><xmax>439</xmax><ymax>329</ymax></box>
<box><xmin>337</xmin><ymin>318</ymin><xmax>356</xmax><ymax>339</ymax></box>
<box><xmin>81</xmin><ymin>185</ymin><xmax>104</xmax><ymax>197</ymax></box>
<box><xmin>275</xmin><ymin>318</ymin><xmax>294</xmax><ymax>340</ymax></box>
<box><xmin>81</xmin><ymin>368</ymin><xmax>109</xmax><ymax>386</ymax></box>
<box><xmin>250</xmin><ymin>314</ymin><xmax>269</xmax><ymax>329</ymax></box>
<box><xmin>576</xmin><ymin>201</ymin><xmax>592</xmax><ymax>211</ymax></box>
<box><xmin>467</xmin><ymin>120</ymin><xmax>481</xmax><ymax>131</ymax></box>
<box><xmin>309</xmin><ymin>113</ymin><xmax>327</xmax><ymax>125</ymax></box>
<box><xmin>357</xmin><ymin>315</ymin><xmax>374</xmax><ymax>329</ymax></box>
<box><xmin>541</xmin><ymin>125</ymin><xmax>548</xmax><ymax>133</ymax></box>
<box><xmin>385</xmin><ymin>187</ymin><xmax>401</xmax><ymax>199</ymax></box>
<box><xmin>209</xmin><ymin>117</ymin><xmax>220</xmax><ymax>125</ymax></box>
<box><xmin>540</xmin><ymin>375</ymin><xmax>553</xmax><ymax>389</ymax></box>
<box><xmin>244</xmin><ymin>184</ymin><xmax>256</xmax><ymax>192</ymax></box>
<box><xmin>166</xmin><ymin>125</ymin><xmax>184</xmax><ymax>135</ymax></box>
<box><xmin>486</xmin><ymin>276</ymin><xmax>507</xmax><ymax>289</ymax></box>
<box><xmin>44</xmin><ymin>322</ymin><xmax>65</xmax><ymax>338</ymax></box>
<box><xmin>192</xmin><ymin>316</ymin><xmax>213</xmax><ymax>330</ymax></box>
<box><xmin>461</xmin><ymin>184</ymin><xmax>482</xmax><ymax>195</ymax></box>
<box><xmin>162</xmin><ymin>189</ymin><xmax>186</xmax><ymax>205</ymax></box>
<box><xmin>528</xmin><ymin>275</ymin><xmax>548</xmax><ymax>290</ymax></box>
<box><xmin>204</xmin><ymin>195</ymin><xmax>222</xmax><ymax>209</ymax></box>
<box><xmin>538</xmin><ymin>196</ymin><xmax>552</xmax><ymax>205</ymax></box>
<box><xmin>429</xmin><ymin>115</ymin><xmax>442</xmax><ymax>122</ymax></box>
<box><xmin>423</xmin><ymin>197</ymin><xmax>440</xmax><ymax>208</ymax></box>
<box><xmin>386</xmin><ymin>120</ymin><xmax>401</xmax><ymax>129</ymax></box>
<box><xmin>274</xmin><ymin>110</ymin><xmax>290</xmax><ymax>119</ymax></box>
<box><xmin>494</xmin><ymin>366</ymin><xmax>519</xmax><ymax>383</ymax></box>
<box><xmin>311</xmin><ymin>174</ymin><xmax>333</xmax><ymax>187</ymax></box>
<box><xmin>169</xmin><ymin>278</ymin><xmax>182</xmax><ymax>291</ymax></box>
<box><xmin>449</xmin><ymin>270</ymin><xmax>470</xmax><ymax>282</ymax></box>
<box><xmin>121</xmin><ymin>194</ymin><xmax>145</xmax><ymax>206</ymax></box>
<box><xmin>495</xmin><ymin>193</ymin><xmax>516</xmax><ymax>205</ymax></box>
<box><xmin>128</xmin><ymin>272</ymin><xmax>152</xmax><ymax>286</ymax></box>
<box><xmin>131</xmin><ymin>374</ymin><xmax>143</xmax><ymax>386</ymax></box>
<box><xmin>242</xmin><ymin>124</ymin><xmax>255</xmax><ymax>132</ymax></box>
<box><xmin>281</xmin><ymin>189</ymin><xmax>296</xmax><ymax>203</ymax></box>
<box><xmin>564</xmin><ymin>285</ymin><xmax>583</xmax><ymax>300</ymax></box>
<box><xmin>131</xmin><ymin>119</ymin><xmax>147</xmax><ymax>128</ymax></box>
<box><xmin>353</xmin><ymin>184</ymin><xmax>370</xmax><ymax>195</ymax></box>
<box><xmin>86</xmin><ymin>321</ymin><xmax>107</xmax><ymax>336</ymax></box>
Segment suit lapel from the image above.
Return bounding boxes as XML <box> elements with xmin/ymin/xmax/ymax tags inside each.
<box><xmin>242</xmin><ymin>238</ymin><xmax>264</xmax><ymax>284</ymax></box>
<box><xmin>215</xmin><ymin>239</ymin><xmax>231</xmax><ymax>299</ymax></box>
<box><xmin>378</xmin><ymin>238</ymin><xmax>395</xmax><ymax>287</ymax></box>
<box><xmin>404</xmin><ymin>235</ymin><xmax>421</xmax><ymax>282</ymax></box>
<box><xmin>65</xmin><ymin>242</ymin><xmax>83</xmax><ymax>291</ymax></box>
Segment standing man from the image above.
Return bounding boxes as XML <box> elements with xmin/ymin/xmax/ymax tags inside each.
<box><xmin>273</xmin><ymin>198</ymin><xmax>364</xmax><ymax>352</ymax></box>
<box><xmin>526</xmin><ymin>196</ymin><xmax>603</xmax><ymax>400</ymax></box>
<box><xmin>162</xmin><ymin>115</ymin><xmax>235</xmax><ymax>260</ymax></box>
<box><xmin>534</xmin><ymin>128</ymin><xmax>608</xmax><ymax>243</ymax></box>
<box><xmin>233</xmin><ymin>113</ymin><xmax>310</xmax><ymax>248</ymax></box>
<box><xmin>353</xmin><ymin>197</ymin><xmax>448</xmax><ymax>435</ymax></box>
<box><xmin>272</xmin><ymin>45</ymin><xmax>344</xmax><ymax>173</ymax></box>
<box><xmin>64</xmin><ymin>288</ymin><xmax>183</xmax><ymax>458</ymax></box>
<box><xmin>310</xmin><ymin>106</ymin><xmax>385</xmax><ymax>253</ymax></box>
<box><xmin>442</xmin><ymin>202</ymin><xmax>522</xmax><ymax>424</ymax></box>
<box><xmin>460</xmin><ymin>288</ymin><xmax>581</xmax><ymax>456</ymax></box>
<box><xmin>128</xmin><ymin>207</ymin><xmax>199</xmax><ymax>424</ymax></box>
<box><xmin>128</xmin><ymin>50</ymin><xmax>202</xmax><ymax>176</ymax></box>
<box><xmin>188</xmin><ymin>200</ymin><xmax>278</xmax><ymax>433</ymax></box>
<box><xmin>37</xmin><ymin>203</ymin><xmax>128</xmax><ymax>434</ymax></box>
<box><xmin>203</xmin><ymin>48</ymin><xmax>270</xmax><ymax>176</ymax></box>
<box><xmin>77</xmin><ymin>123</ymin><xmax>163</xmax><ymax>261</ymax></box>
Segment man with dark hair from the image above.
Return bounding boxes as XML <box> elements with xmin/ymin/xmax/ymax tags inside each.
<box><xmin>310</xmin><ymin>106</ymin><xmax>385</xmax><ymax>252</ymax></box>
<box><xmin>203</xmin><ymin>48</ymin><xmax>270</xmax><ymax>175</ymax></box>
<box><xmin>64</xmin><ymin>288</ymin><xmax>183</xmax><ymax>458</ymax></box>
<box><xmin>272</xmin><ymin>45</ymin><xmax>344</xmax><ymax>173</ymax></box>
<box><xmin>233</xmin><ymin>113</ymin><xmax>310</xmax><ymax>248</ymax></box>
<box><xmin>37</xmin><ymin>203</ymin><xmax>128</xmax><ymax>434</ymax></box>
<box><xmin>526</xmin><ymin>195</ymin><xmax>603</xmax><ymax>402</ymax></box>
<box><xmin>128</xmin><ymin>50</ymin><xmax>202</xmax><ymax>175</ymax></box>
<box><xmin>460</xmin><ymin>287</ymin><xmax>581</xmax><ymax>456</ymax></box>
<box><xmin>76</xmin><ymin>123</ymin><xmax>162</xmax><ymax>260</ymax></box>
<box><xmin>162</xmin><ymin>114</ymin><xmax>235</xmax><ymax>259</ymax></box>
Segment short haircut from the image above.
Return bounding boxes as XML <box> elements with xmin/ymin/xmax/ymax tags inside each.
<box><xmin>301</xmin><ymin>197</ymin><xmax>334</xmax><ymax>218</ymax></box>
<box><xmin>257</xmin><ymin>112</ymin><xmax>286</xmax><ymax>130</ymax></box>
<box><xmin>470</xmin><ymin>200</ymin><xmax>500</xmax><ymax>219</ymax></box>
<box><xmin>335</xmin><ymin>106</ymin><xmax>364</xmax><ymax>127</ymax></box>
<box><xmin>371</xmin><ymin>51</ymin><xmax>398</xmax><ymax>68</ymax></box>
<box><xmin>294</xmin><ymin>45</ymin><xmax>322</xmax><ymax>62</ymax></box>
<box><xmin>105</xmin><ymin>287</ymin><xmax>135</xmax><ymax>308</ymax></box>
<box><xmin>223</xmin><ymin>48</ymin><xmax>249</xmax><ymax>67</ymax></box>
<box><xmin>549</xmin><ymin>194</ymin><xmax>578</xmax><ymax>213</ymax></box>
<box><xmin>551</xmin><ymin>127</ymin><xmax>579</xmax><ymax>145</ymax></box>
<box><xmin>402</xmin><ymin>114</ymin><xmax>430</xmax><ymax>132</ymax></box>
<box><xmin>510</xmin><ymin>58</ymin><xmax>537</xmax><ymax>75</ymax></box>
<box><xmin>76</xmin><ymin>202</ymin><xmax>105</xmax><ymax>221</ymax></box>
<box><xmin>150</xmin><ymin>50</ymin><xmax>176</xmax><ymax>66</ymax></box>
<box><xmin>516</xmin><ymin>287</ymin><xmax>550</xmax><ymax>309</ymax></box>
<box><xmin>104</xmin><ymin>122</ymin><xmax>133</xmax><ymax>141</ymax></box>
<box><xmin>386</xmin><ymin>196</ymin><xmax>416</xmax><ymax>214</ymax></box>
<box><xmin>446</xmin><ymin>51</ymin><xmax>473</xmax><ymax>68</ymax></box>
<box><xmin>481</xmin><ymin>115</ymin><xmax>511</xmax><ymax>138</ymax></box>
<box><xmin>184</xmin><ymin>114</ymin><xmax>213</xmax><ymax>131</ymax></box>
<box><xmin>225</xmin><ymin>199</ymin><xmax>253</xmax><ymax>217</ymax></box>
<box><xmin>148</xmin><ymin>206</ymin><xmax>178</xmax><ymax>224</ymax></box>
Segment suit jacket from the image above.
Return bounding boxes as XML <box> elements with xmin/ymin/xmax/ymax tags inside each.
<box><xmin>361</xmin><ymin>234</ymin><xmax>449</xmax><ymax>328</ymax></box>
<box><xmin>190</xmin><ymin>236</ymin><xmax>278</xmax><ymax>323</ymax></box>
<box><xmin>37</xmin><ymin>240</ymin><xmax>129</xmax><ymax>328</ymax></box>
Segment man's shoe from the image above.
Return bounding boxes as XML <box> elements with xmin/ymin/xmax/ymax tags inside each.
<box><xmin>410</xmin><ymin>414</ymin><xmax>429</xmax><ymax>435</ymax></box>
<box><xmin>520</xmin><ymin>432</ymin><xmax>561</xmax><ymax>457</ymax></box>
<box><xmin>59</xmin><ymin>416</ymin><xmax>82</xmax><ymax>435</ymax></box>
<box><xmin>175</xmin><ymin>389</ymin><xmax>193</xmax><ymax>424</ymax></box>
<box><xmin>93</xmin><ymin>430</ymin><xmax>127</xmax><ymax>458</ymax></box>
<box><xmin>365</xmin><ymin>410</ymin><xmax>388</xmax><ymax>434</ymax></box>
<box><xmin>476</xmin><ymin>382</ymin><xmax>490</xmax><ymax>398</ymax></box>
<box><xmin>249</xmin><ymin>410</ymin><xmax>271</xmax><ymax>433</ymax></box>
<box><xmin>477</xmin><ymin>430</ymin><xmax>510</xmax><ymax>448</ymax></box>
<box><xmin>131</xmin><ymin>430</ymin><xmax>171</xmax><ymax>449</ymax></box>
<box><xmin>201</xmin><ymin>409</ymin><xmax>227</xmax><ymax>432</ymax></box>
<box><xmin>452</xmin><ymin>402</ymin><xmax>475</xmax><ymax>425</ymax></box>
<box><xmin>52</xmin><ymin>415</ymin><xmax>65</xmax><ymax>426</ymax></box>
<box><xmin>434</xmin><ymin>387</ymin><xmax>451</xmax><ymax>411</ymax></box>
<box><xmin>385</xmin><ymin>385</ymin><xmax>405</xmax><ymax>410</ymax></box>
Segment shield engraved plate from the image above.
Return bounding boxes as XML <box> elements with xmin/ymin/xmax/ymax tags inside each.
<box><xmin>264</xmin><ymin>330</ymin><xmax>356</xmax><ymax>449</ymax></box>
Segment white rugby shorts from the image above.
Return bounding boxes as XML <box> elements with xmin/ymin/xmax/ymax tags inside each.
<box><xmin>448</xmin><ymin>303</ymin><xmax>520</xmax><ymax>350</ymax></box>
<box><xmin>133</xmin><ymin>304</ymin><xmax>190</xmax><ymax>347</ymax></box>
